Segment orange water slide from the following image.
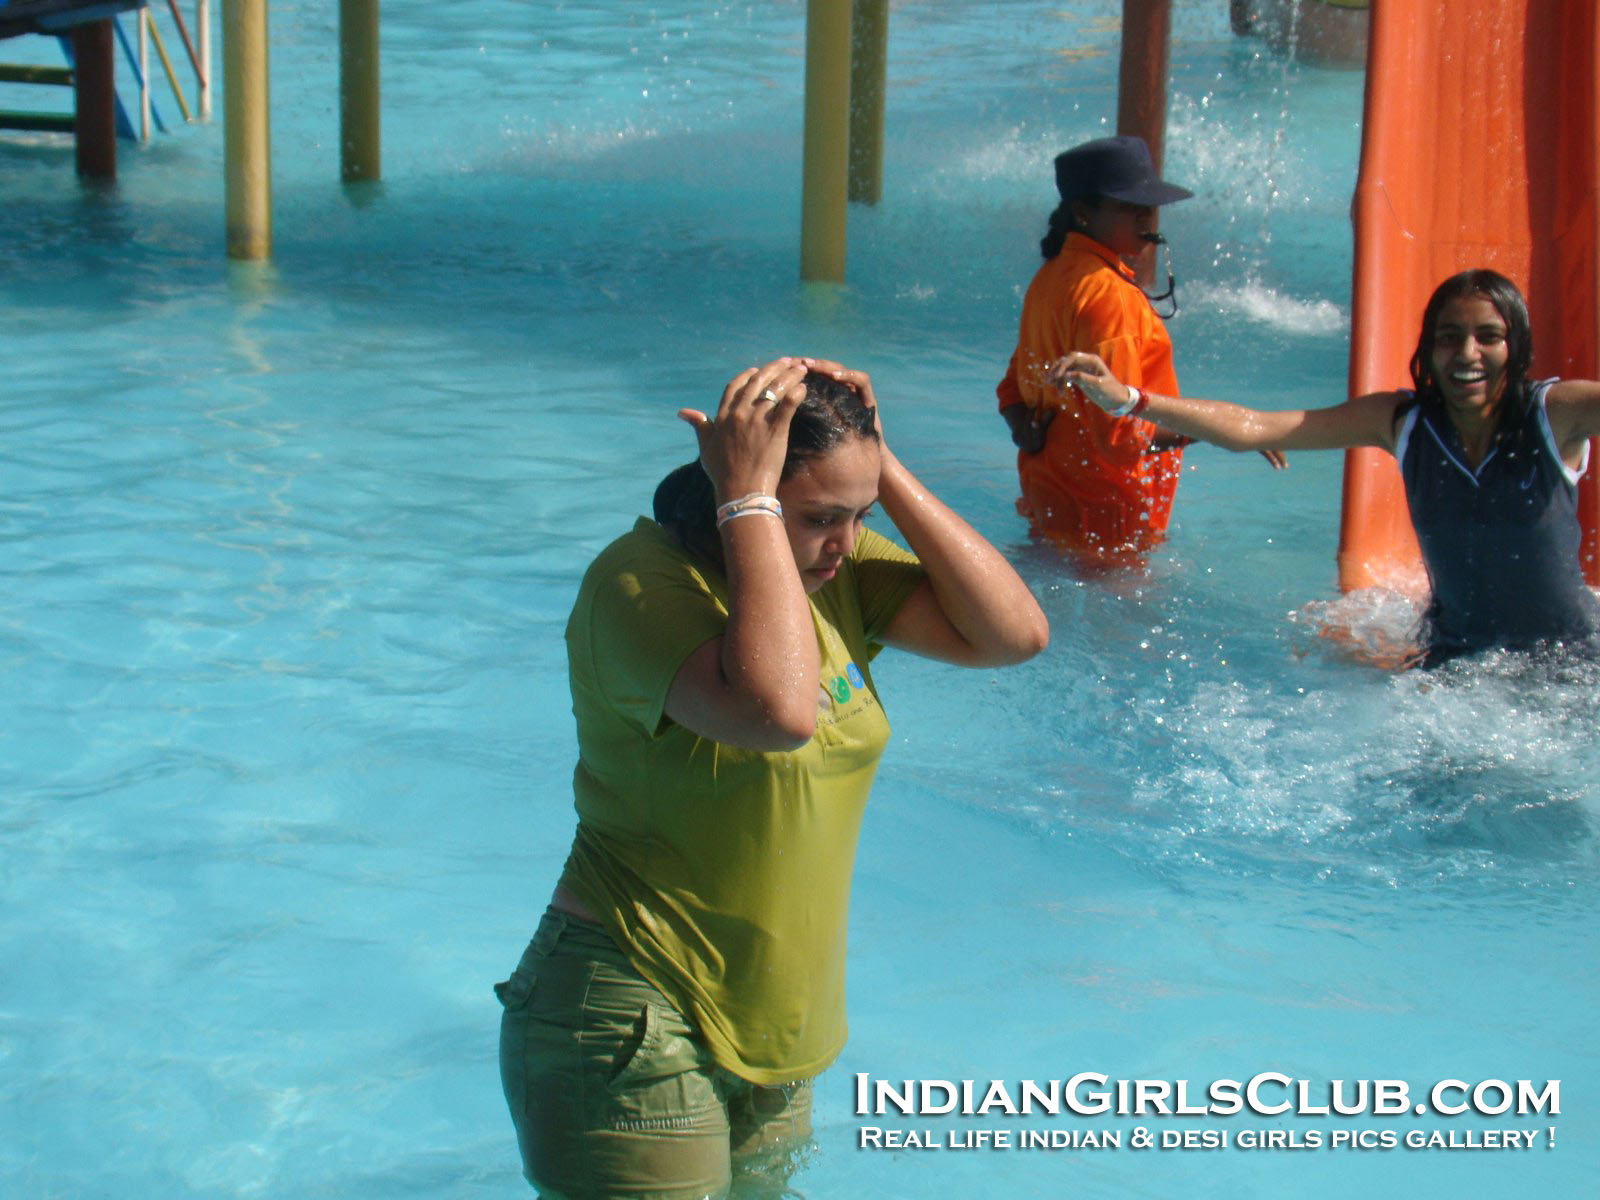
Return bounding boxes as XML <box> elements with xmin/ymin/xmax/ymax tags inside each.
<box><xmin>1338</xmin><ymin>0</ymin><xmax>1600</xmax><ymax>591</ymax></box>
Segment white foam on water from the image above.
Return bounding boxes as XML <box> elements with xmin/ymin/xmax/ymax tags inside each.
<box><xmin>1190</xmin><ymin>278</ymin><xmax>1350</xmax><ymax>335</ymax></box>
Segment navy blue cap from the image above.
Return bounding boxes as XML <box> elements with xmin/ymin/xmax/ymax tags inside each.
<box><xmin>1053</xmin><ymin>135</ymin><xmax>1193</xmax><ymax>207</ymax></box>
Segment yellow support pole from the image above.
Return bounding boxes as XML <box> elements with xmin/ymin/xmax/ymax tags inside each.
<box><xmin>339</xmin><ymin>0</ymin><xmax>380</xmax><ymax>183</ymax></box>
<box><xmin>223</xmin><ymin>0</ymin><xmax>271</xmax><ymax>260</ymax></box>
<box><xmin>800</xmin><ymin>0</ymin><xmax>851</xmax><ymax>282</ymax></box>
<box><xmin>847</xmin><ymin>0</ymin><xmax>886</xmax><ymax>206</ymax></box>
<box><xmin>147</xmin><ymin>10</ymin><xmax>195</xmax><ymax>124</ymax></box>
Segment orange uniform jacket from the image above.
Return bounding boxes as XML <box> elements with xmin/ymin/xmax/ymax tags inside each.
<box><xmin>997</xmin><ymin>232</ymin><xmax>1183</xmax><ymax>559</ymax></box>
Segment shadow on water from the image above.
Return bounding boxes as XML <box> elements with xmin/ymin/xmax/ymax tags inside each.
<box><xmin>1361</xmin><ymin>758</ymin><xmax>1591</xmax><ymax>861</ymax></box>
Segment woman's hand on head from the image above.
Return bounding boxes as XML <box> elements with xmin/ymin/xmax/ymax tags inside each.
<box><xmin>678</xmin><ymin>358</ymin><xmax>809</xmax><ymax>499</ymax></box>
<box><xmin>800</xmin><ymin>357</ymin><xmax>883</xmax><ymax>440</ymax></box>
<box><xmin>1045</xmin><ymin>352</ymin><xmax>1129</xmax><ymax>414</ymax></box>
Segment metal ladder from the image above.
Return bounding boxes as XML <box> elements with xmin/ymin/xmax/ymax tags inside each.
<box><xmin>0</xmin><ymin>1</ymin><xmax>208</xmax><ymax>142</ymax></box>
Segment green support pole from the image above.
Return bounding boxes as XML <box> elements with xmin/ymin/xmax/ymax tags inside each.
<box><xmin>339</xmin><ymin>0</ymin><xmax>379</xmax><ymax>183</ymax></box>
<box><xmin>800</xmin><ymin>0</ymin><xmax>851</xmax><ymax>282</ymax></box>
<box><xmin>847</xmin><ymin>0</ymin><xmax>886</xmax><ymax>206</ymax></box>
<box><xmin>224</xmin><ymin>0</ymin><xmax>272</xmax><ymax>259</ymax></box>
<box><xmin>72</xmin><ymin>20</ymin><xmax>116</xmax><ymax>180</ymax></box>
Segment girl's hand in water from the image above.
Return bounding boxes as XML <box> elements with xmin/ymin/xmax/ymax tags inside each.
<box><xmin>1046</xmin><ymin>351</ymin><xmax>1128</xmax><ymax>413</ymax></box>
<box><xmin>678</xmin><ymin>358</ymin><xmax>809</xmax><ymax>500</ymax></box>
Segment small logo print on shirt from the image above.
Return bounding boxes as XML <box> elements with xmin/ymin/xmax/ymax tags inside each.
<box><xmin>820</xmin><ymin>662</ymin><xmax>868</xmax><ymax>712</ymax></box>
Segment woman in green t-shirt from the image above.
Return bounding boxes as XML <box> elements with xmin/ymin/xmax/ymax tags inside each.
<box><xmin>496</xmin><ymin>357</ymin><xmax>1048</xmax><ymax>1198</ymax></box>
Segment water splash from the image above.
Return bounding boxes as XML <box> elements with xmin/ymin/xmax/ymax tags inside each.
<box><xmin>1188</xmin><ymin>279</ymin><xmax>1348</xmax><ymax>335</ymax></box>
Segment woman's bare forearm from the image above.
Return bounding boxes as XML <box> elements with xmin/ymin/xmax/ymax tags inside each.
<box><xmin>1050</xmin><ymin>353</ymin><xmax>1399</xmax><ymax>453</ymax></box>
<box><xmin>877</xmin><ymin>448</ymin><xmax>1048</xmax><ymax>665</ymax></box>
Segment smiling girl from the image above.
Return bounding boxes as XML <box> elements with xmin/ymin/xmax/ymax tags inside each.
<box><xmin>1052</xmin><ymin>269</ymin><xmax>1600</xmax><ymax>665</ymax></box>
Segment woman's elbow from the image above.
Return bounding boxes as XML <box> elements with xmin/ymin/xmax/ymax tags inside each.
<box><xmin>759</xmin><ymin>701</ymin><xmax>818</xmax><ymax>751</ymax></box>
<box><xmin>1006</xmin><ymin>611</ymin><xmax>1051</xmax><ymax>662</ymax></box>
<box><xmin>972</xmin><ymin>608</ymin><xmax>1050</xmax><ymax>666</ymax></box>
<box><xmin>1023</xmin><ymin>612</ymin><xmax>1051</xmax><ymax>658</ymax></box>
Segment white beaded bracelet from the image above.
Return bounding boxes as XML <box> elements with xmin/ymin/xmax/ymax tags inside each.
<box><xmin>715</xmin><ymin>494</ymin><xmax>783</xmax><ymax>528</ymax></box>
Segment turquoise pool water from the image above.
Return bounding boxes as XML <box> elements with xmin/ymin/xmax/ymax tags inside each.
<box><xmin>2</xmin><ymin>2</ymin><xmax>1594</xmax><ymax>1196</ymax></box>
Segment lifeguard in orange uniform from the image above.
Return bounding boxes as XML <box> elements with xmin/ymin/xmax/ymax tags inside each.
<box><xmin>998</xmin><ymin>136</ymin><xmax>1191</xmax><ymax>562</ymax></box>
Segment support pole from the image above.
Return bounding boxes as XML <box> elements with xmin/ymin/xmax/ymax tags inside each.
<box><xmin>149</xmin><ymin>13</ymin><xmax>196</xmax><ymax>123</ymax></box>
<box><xmin>1116</xmin><ymin>0</ymin><xmax>1172</xmax><ymax>168</ymax></box>
<box><xmin>800</xmin><ymin>0</ymin><xmax>851</xmax><ymax>282</ymax></box>
<box><xmin>198</xmin><ymin>0</ymin><xmax>211</xmax><ymax>120</ymax></box>
<box><xmin>847</xmin><ymin>0</ymin><xmax>886</xmax><ymax>206</ymax></box>
<box><xmin>223</xmin><ymin>0</ymin><xmax>271</xmax><ymax>259</ymax></box>
<box><xmin>72</xmin><ymin>20</ymin><xmax>117</xmax><ymax>180</ymax></box>
<box><xmin>138</xmin><ymin>11</ymin><xmax>150</xmax><ymax>140</ymax></box>
<box><xmin>339</xmin><ymin>0</ymin><xmax>379</xmax><ymax>183</ymax></box>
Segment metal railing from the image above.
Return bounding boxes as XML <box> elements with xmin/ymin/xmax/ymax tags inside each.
<box><xmin>132</xmin><ymin>0</ymin><xmax>209</xmax><ymax>139</ymax></box>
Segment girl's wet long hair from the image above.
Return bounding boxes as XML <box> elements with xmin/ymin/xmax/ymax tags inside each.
<box><xmin>1408</xmin><ymin>268</ymin><xmax>1535</xmax><ymax>445</ymax></box>
<box><xmin>652</xmin><ymin>370</ymin><xmax>879</xmax><ymax>562</ymax></box>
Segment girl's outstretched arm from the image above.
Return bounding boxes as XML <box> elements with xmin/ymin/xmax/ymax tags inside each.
<box><xmin>1049</xmin><ymin>351</ymin><xmax>1402</xmax><ymax>454</ymax></box>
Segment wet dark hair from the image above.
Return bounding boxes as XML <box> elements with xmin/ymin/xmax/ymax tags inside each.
<box><xmin>1408</xmin><ymin>269</ymin><xmax>1534</xmax><ymax>442</ymax></box>
<box><xmin>652</xmin><ymin>370</ymin><xmax>879</xmax><ymax>561</ymax></box>
<box><xmin>1039</xmin><ymin>195</ymin><xmax>1102</xmax><ymax>259</ymax></box>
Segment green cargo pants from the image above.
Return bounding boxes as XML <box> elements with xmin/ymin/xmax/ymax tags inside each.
<box><xmin>496</xmin><ymin>909</ymin><xmax>813</xmax><ymax>1199</ymax></box>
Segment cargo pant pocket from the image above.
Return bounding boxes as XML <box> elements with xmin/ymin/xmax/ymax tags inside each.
<box><xmin>601</xmin><ymin>999</ymin><xmax>721</xmax><ymax>1134</ymax></box>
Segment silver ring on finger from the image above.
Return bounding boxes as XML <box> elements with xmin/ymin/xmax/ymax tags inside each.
<box><xmin>757</xmin><ymin>388</ymin><xmax>779</xmax><ymax>403</ymax></box>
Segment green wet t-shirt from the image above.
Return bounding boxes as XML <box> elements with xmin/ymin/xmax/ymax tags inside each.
<box><xmin>559</xmin><ymin>517</ymin><xmax>924</xmax><ymax>1084</ymax></box>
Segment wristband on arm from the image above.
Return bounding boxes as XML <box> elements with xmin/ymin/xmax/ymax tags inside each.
<box><xmin>1109</xmin><ymin>386</ymin><xmax>1151</xmax><ymax>419</ymax></box>
<box><xmin>715</xmin><ymin>494</ymin><xmax>783</xmax><ymax>528</ymax></box>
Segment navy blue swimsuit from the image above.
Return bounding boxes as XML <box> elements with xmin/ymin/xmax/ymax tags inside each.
<box><xmin>1394</xmin><ymin>379</ymin><xmax>1600</xmax><ymax>662</ymax></box>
